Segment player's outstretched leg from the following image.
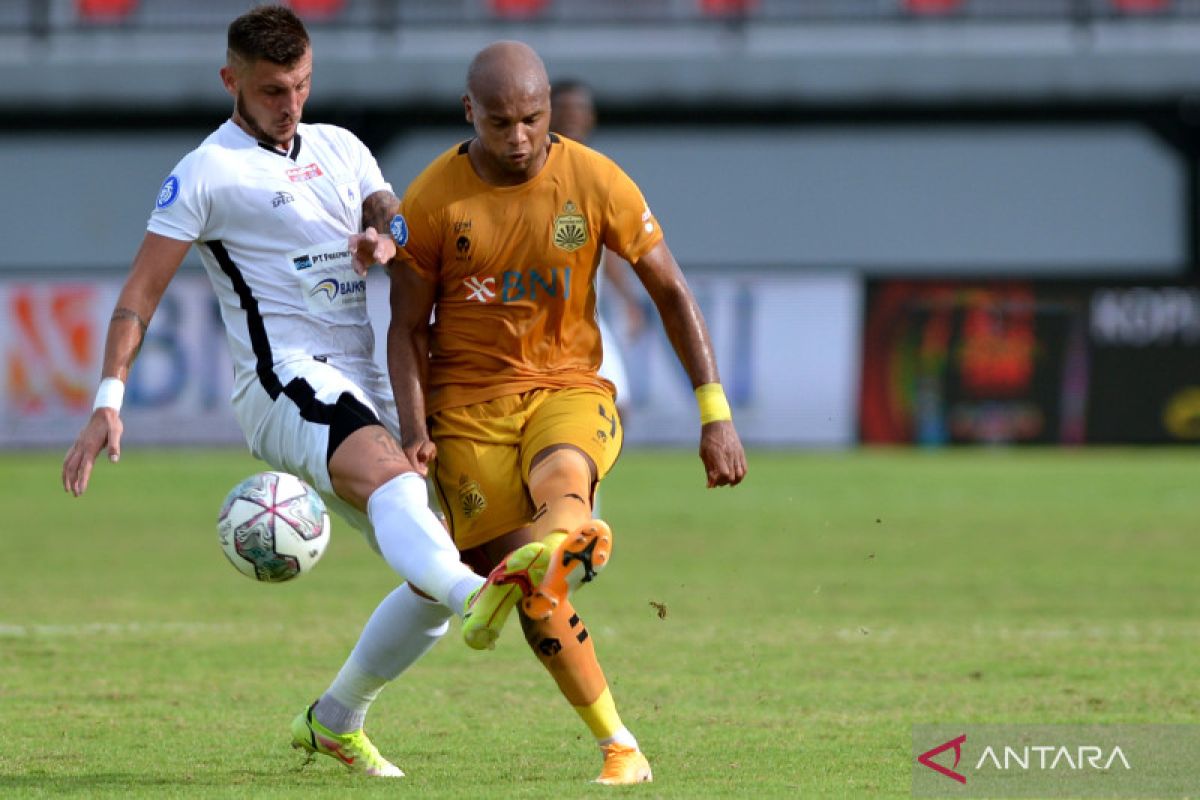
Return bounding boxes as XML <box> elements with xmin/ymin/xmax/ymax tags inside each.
<box><xmin>291</xmin><ymin>702</ymin><xmax>404</xmax><ymax>777</ymax></box>
<box><xmin>294</xmin><ymin>582</ymin><xmax>448</xmax><ymax>777</ymax></box>
<box><xmin>521</xmin><ymin>519</ymin><xmax>613</xmax><ymax>622</ymax></box>
<box><xmin>462</xmin><ymin>541</ymin><xmax>550</xmax><ymax>650</ymax></box>
<box><xmin>519</xmin><ymin>595</ymin><xmax>652</xmax><ymax>785</ymax></box>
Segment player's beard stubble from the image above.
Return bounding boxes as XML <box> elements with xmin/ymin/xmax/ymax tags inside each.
<box><xmin>236</xmin><ymin>92</ymin><xmax>295</xmax><ymax>149</ymax></box>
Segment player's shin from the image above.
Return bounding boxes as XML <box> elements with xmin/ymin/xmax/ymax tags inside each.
<box><xmin>367</xmin><ymin>473</ymin><xmax>482</xmax><ymax>613</ymax></box>
<box><xmin>314</xmin><ymin>583</ymin><xmax>450</xmax><ymax>733</ymax></box>
<box><xmin>518</xmin><ymin>599</ymin><xmax>633</xmax><ymax>746</ymax></box>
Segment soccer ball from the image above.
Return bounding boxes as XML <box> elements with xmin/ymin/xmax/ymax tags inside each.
<box><xmin>216</xmin><ymin>471</ymin><xmax>330</xmax><ymax>582</ymax></box>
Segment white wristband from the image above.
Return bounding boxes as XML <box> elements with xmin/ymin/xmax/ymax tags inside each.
<box><xmin>92</xmin><ymin>377</ymin><xmax>125</xmax><ymax>412</ymax></box>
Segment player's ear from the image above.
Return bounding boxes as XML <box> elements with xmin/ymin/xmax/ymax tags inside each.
<box><xmin>219</xmin><ymin>65</ymin><xmax>238</xmax><ymax>98</ymax></box>
<box><xmin>462</xmin><ymin>93</ymin><xmax>474</xmax><ymax>124</ymax></box>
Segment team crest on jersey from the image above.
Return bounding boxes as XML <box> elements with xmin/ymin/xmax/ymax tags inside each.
<box><xmin>389</xmin><ymin>214</ymin><xmax>408</xmax><ymax>247</ymax></box>
<box><xmin>155</xmin><ymin>175</ymin><xmax>180</xmax><ymax>209</ymax></box>
<box><xmin>286</xmin><ymin>163</ymin><xmax>323</xmax><ymax>182</ymax></box>
<box><xmin>552</xmin><ymin>200</ymin><xmax>588</xmax><ymax>252</ymax></box>
<box><xmin>457</xmin><ymin>475</ymin><xmax>487</xmax><ymax>519</ymax></box>
<box><xmin>272</xmin><ymin>191</ymin><xmax>294</xmax><ymax>208</ymax></box>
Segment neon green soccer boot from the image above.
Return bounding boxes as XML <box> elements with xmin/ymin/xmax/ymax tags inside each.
<box><xmin>461</xmin><ymin>541</ymin><xmax>550</xmax><ymax>650</ymax></box>
<box><xmin>291</xmin><ymin>702</ymin><xmax>403</xmax><ymax>777</ymax></box>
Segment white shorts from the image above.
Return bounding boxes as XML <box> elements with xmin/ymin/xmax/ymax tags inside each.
<box><xmin>232</xmin><ymin>354</ymin><xmax>400</xmax><ymax>550</ymax></box>
<box><xmin>597</xmin><ymin>315</ymin><xmax>630</xmax><ymax>408</ymax></box>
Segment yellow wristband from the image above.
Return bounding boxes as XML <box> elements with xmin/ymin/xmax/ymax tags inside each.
<box><xmin>694</xmin><ymin>383</ymin><xmax>732</xmax><ymax>425</ymax></box>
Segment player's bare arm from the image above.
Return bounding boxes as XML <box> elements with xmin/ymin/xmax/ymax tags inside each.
<box><xmin>386</xmin><ymin>262</ymin><xmax>439</xmax><ymax>475</ymax></box>
<box><xmin>630</xmin><ymin>240</ymin><xmax>748</xmax><ymax>488</ymax></box>
<box><xmin>348</xmin><ymin>189</ymin><xmax>401</xmax><ymax>274</ymax></box>
<box><xmin>62</xmin><ymin>232</ymin><xmax>191</xmax><ymax>497</ymax></box>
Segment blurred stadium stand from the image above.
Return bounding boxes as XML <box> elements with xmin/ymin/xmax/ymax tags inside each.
<box><xmin>5</xmin><ymin>2</ymin><xmax>1200</xmax><ymax>447</ymax></box>
<box><xmin>5</xmin><ymin>0</ymin><xmax>1200</xmax><ymax>109</ymax></box>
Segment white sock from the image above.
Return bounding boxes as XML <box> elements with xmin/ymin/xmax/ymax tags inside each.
<box><xmin>315</xmin><ymin>583</ymin><xmax>451</xmax><ymax>733</ymax></box>
<box><xmin>447</xmin><ymin>574</ymin><xmax>482</xmax><ymax>615</ymax></box>
<box><xmin>367</xmin><ymin>473</ymin><xmax>483</xmax><ymax>612</ymax></box>
<box><xmin>599</xmin><ymin>727</ymin><xmax>639</xmax><ymax>750</ymax></box>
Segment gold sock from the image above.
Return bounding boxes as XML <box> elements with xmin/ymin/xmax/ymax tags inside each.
<box><xmin>575</xmin><ymin>686</ymin><xmax>622</xmax><ymax>741</ymax></box>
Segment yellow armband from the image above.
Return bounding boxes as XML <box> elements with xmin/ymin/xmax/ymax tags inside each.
<box><xmin>694</xmin><ymin>383</ymin><xmax>732</xmax><ymax>425</ymax></box>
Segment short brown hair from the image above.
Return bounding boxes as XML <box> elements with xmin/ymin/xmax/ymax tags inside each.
<box><xmin>227</xmin><ymin>5</ymin><xmax>310</xmax><ymax>67</ymax></box>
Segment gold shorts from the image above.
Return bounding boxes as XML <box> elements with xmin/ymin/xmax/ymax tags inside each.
<box><xmin>429</xmin><ymin>387</ymin><xmax>623</xmax><ymax>550</ymax></box>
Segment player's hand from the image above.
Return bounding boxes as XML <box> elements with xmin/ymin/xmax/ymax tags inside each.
<box><xmin>401</xmin><ymin>436</ymin><xmax>438</xmax><ymax>478</ymax></box>
<box><xmin>698</xmin><ymin>420</ymin><xmax>747</xmax><ymax>488</ymax></box>
<box><xmin>349</xmin><ymin>227</ymin><xmax>396</xmax><ymax>276</ymax></box>
<box><xmin>61</xmin><ymin>408</ymin><xmax>124</xmax><ymax>497</ymax></box>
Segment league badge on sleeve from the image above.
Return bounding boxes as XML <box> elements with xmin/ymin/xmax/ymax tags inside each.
<box><xmin>156</xmin><ymin>175</ymin><xmax>180</xmax><ymax>210</ymax></box>
<box><xmin>389</xmin><ymin>214</ymin><xmax>409</xmax><ymax>247</ymax></box>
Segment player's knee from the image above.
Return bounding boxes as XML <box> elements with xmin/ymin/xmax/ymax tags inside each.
<box><xmin>529</xmin><ymin>446</ymin><xmax>594</xmax><ymax>494</ymax></box>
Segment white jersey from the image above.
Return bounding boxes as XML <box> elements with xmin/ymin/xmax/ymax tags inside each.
<box><xmin>147</xmin><ymin>119</ymin><xmax>391</xmax><ymax>403</ymax></box>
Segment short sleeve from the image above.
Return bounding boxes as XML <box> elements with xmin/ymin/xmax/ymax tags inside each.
<box><xmin>336</xmin><ymin>125</ymin><xmax>392</xmax><ymax>200</ymax></box>
<box><xmin>145</xmin><ymin>150</ymin><xmax>209</xmax><ymax>243</ymax></box>
<box><xmin>394</xmin><ymin>193</ymin><xmax>441</xmax><ymax>282</ymax></box>
<box><xmin>603</xmin><ymin>162</ymin><xmax>664</xmax><ymax>266</ymax></box>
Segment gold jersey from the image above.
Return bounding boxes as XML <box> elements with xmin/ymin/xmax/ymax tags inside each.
<box><xmin>396</xmin><ymin>134</ymin><xmax>663</xmax><ymax>414</ymax></box>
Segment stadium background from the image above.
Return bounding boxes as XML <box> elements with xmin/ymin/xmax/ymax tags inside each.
<box><xmin>3</xmin><ymin>0</ymin><xmax>1200</xmax><ymax>449</ymax></box>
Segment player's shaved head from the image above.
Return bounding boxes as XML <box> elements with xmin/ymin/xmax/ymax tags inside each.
<box><xmin>462</xmin><ymin>41</ymin><xmax>553</xmax><ymax>185</ymax></box>
<box><xmin>466</xmin><ymin>41</ymin><xmax>549</xmax><ymax>104</ymax></box>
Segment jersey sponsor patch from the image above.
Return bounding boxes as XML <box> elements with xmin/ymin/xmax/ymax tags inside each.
<box><xmin>308</xmin><ymin>277</ymin><xmax>365</xmax><ymax>303</ymax></box>
<box><xmin>287</xmin><ymin>239</ymin><xmax>366</xmax><ymax>314</ymax></box>
<box><xmin>463</xmin><ymin>276</ymin><xmax>497</xmax><ymax>303</ymax></box>
<box><xmin>389</xmin><ymin>214</ymin><xmax>409</xmax><ymax>247</ymax></box>
<box><xmin>155</xmin><ymin>175</ymin><xmax>180</xmax><ymax>209</ymax></box>
<box><xmin>286</xmin><ymin>163</ymin><xmax>324</xmax><ymax>182</ymax></box>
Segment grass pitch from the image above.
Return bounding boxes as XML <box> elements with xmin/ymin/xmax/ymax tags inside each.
<box><xmin>0</xmin><ymin>447</ymin><xmax>1196</xmax><ymax>798</ymax></box>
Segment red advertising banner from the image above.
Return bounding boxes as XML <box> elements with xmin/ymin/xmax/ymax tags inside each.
<box><xmin>0</xmin><ymin>275</ymin><xmax>241</xmax><ymax>447</ymax></box>
<box><xmin>5</xmin><ymin>283</ymin><xmax>98</xmax><ymax>416</ymax></box>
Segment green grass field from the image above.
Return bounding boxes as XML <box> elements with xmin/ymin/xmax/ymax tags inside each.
<box><xmin>1</xmin><ymin>448</ymin><xmax>1197</xmax><ymax>798</ymax></box>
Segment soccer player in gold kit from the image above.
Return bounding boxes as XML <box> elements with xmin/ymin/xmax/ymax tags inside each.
<box><xmin>387</xmin><ymin>41</ymin><xmax>747</xmax><ymax>785</ymax></box>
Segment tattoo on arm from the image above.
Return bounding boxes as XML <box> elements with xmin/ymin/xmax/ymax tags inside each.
<box><xmin>111</xmin><ymin>306</ymin><xmax>149</xmax><ymax>334</ymax></box>
<box><xmin>363</xmin><ymin>190</ymin><xmax>400</xmax><ymax>234</ymax></box>
<box><xmin>111</xmin><ymin>306</ymin><xmax>149</xmax><ymax>361</ymax></box>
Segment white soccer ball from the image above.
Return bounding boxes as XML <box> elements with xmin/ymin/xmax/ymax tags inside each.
<box><xmin>216</xmin><ymin>471</ymin><xmax>330</xmax><ymax>583</ymax></box>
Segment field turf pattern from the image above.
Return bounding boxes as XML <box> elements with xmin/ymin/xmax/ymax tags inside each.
<box><xmin>0</xmin><ymin>448</ymin><xmax>1196</xmax><ymax>798</ymax></box>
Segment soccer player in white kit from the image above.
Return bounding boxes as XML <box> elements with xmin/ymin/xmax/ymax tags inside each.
<box><xmin>60</xmin><ymin>5</ymin><xmax>534</xmax><ymax>778</ymax></box>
